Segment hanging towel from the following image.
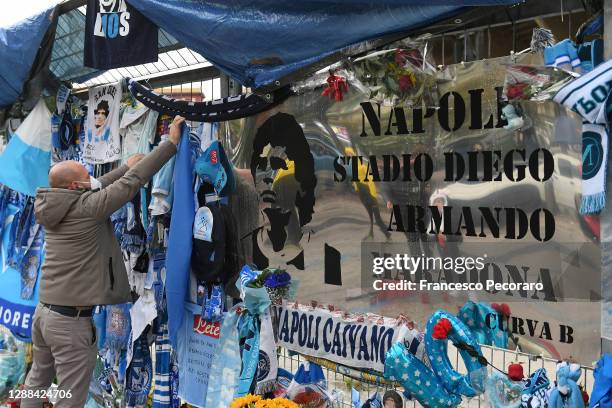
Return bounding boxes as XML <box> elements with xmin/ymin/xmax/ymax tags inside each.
<box><xmin>165</xmin><ymin>124</ymin><xmax>196</xmax><ymax>348</ymax></box>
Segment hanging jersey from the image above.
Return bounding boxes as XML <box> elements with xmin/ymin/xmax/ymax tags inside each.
<box><xmin>84</xmin><ymin>83</ymin><xmax>122</xmax><ymax>164</ymax></box>
<box><xmin>84</xmin><ymin>0</ymin><xmax>158</xmax><ymax>70</ymax></box>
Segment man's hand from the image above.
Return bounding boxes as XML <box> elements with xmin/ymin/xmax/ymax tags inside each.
<box><xmin>127</xmin><ymin>154</ymin><xmax>145</xmax><ymax>168</ymax></box>
<box><xmin>169</xmin><ymin>115</ymin><xmax>186</xmax><ymax>145</ymax></box>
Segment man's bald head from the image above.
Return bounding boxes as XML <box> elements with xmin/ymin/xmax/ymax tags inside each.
<box><xmin>49</xmin><ymin>161</ymin><xmax>89</xmax><ymax>189</ymax></box>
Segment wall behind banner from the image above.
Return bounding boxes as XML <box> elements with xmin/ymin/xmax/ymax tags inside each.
<box><xmin>222</xmin><ymin>56</ymin><xmax>601</xmax><ymax>365</ymax></box>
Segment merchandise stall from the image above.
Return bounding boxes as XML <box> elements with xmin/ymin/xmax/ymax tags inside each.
<box><xmin>0</xmin><ymin>1</ymin><xmax>611</xmax><ymax>407</ymax></box>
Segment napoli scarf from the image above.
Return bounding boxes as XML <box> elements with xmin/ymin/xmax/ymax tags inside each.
<box><xmin>237</xmin><ymin>313</ymin><xmax>260</xmax><ymax>397</ymax></box>
<box><xmin>254</xmin><ymin>310</ymin><xmax>278</xmax><ymax>395</ymax></box>
<box><xmin>125</xmin><ymin>333</ymin><xmax>153</xmax><ymax>408</ymax></box>
<box><xmin>553</xmin><ymin>59</ymin><xmax>612</xmax><ymax>213</ymax></box>
<box><xmin>580</xmin><ymin>123</ymin><xmax>609</xmax><ymax>213</ymax></box>
<box><xmin>152</xmin><ymin>316</ymin><xmax>172</xmax><ymax>408</ymax></box>
<box><xmin>521</xmin><ymin>368</ymin><xmax>551</xmax><ymax>408</ymax></box>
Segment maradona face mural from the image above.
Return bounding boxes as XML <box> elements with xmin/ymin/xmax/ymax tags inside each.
<box><xmin>223</xmin><ymin>56</ymin><xmax>601</xmax><ymax>365</ymax></box>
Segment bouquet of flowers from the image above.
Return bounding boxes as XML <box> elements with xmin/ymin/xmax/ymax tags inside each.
<box><xmin>248</xmin><ymin>268</ymin><xmax>292</xmax><ymax>305</ymax></box>
<box><xmin>231</xmin><ymin>394</ymin><xmax>300</xmax><ymax>408</ymax></box>
<box><xmin>502</xmin><ymin>64</ymin><xmax>574</xmax><ymax>102</ymax></box>
<box><xmin>352</xmin><ymin>47</ymin><xmax>435</xmax><ymax>106</ymax></box>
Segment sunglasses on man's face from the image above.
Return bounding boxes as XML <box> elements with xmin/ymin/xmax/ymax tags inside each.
<box><xmin>95</xmin><ymin>110</ymin><xmax>107</xmax><ymax>116</ymax></box>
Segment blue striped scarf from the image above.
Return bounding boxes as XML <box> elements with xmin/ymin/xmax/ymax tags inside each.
<box><xmin>153</xmin><ymin>317</ymin><xmax>173</xmax><ymax>408</ymax></box>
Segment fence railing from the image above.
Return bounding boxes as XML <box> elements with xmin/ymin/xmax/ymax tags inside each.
<box><xmin>278</xmin><ymin>344</ymin><xmax>595</xmax><ymax>407</ymax></box>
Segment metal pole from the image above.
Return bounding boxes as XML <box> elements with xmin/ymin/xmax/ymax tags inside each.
<box><xmin>219</xmin><ymin>73</ymin><xmax>230</xmax><ymax>98</ymax></box>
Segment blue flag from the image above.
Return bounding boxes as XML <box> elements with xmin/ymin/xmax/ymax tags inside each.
<box><xmin>0</xmin><ymin>99</ymin><xmax>52</xmax><ymax>197</ymax></box>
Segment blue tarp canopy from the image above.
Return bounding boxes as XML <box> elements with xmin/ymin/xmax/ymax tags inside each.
<box><xmin>0</xmin><ymin>6</ymin><xmax>54</xmax><ymax>107</ymax></box>
<box><xmin>129</xmin><ymin>0</ymin><xmax>518</xmax><ymax>88</ymax></box>
<box><xmin>0</xmin><ymin>0</ymin><xmax>518</xmax><ymax>106</ymax></box>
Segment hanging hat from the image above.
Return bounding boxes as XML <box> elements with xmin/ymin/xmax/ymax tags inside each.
<box><xmin>195</xmin><ymin>140</ymin><xmax>235</xmax><ymax>197</ymax></box>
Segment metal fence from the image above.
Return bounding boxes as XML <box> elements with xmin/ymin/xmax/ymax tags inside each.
<box><xmin>278</xmin><ymin>344</ymin><xmax>595</xmax><ymax>407</ymax></box>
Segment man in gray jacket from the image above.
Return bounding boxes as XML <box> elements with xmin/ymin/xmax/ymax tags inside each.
<box><xmin>21</xmin><ymin>115</ymin><xmax>185</xmax><ymax>408</ymax></box>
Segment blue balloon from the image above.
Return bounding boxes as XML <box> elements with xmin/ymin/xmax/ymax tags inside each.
<box><xmin>425</xmin><ymin>310</ymin><xmax>486</xmax><ymax>397</ymax></box>
<box><xmin>385</xmin><ymin>342</ymin><xmax>461</xmax><ymax>408</ymax></box>
<box><xmin>457</xmin><ymin>301</ymin><xmax>508</xmax><ymax>348</ymax></box>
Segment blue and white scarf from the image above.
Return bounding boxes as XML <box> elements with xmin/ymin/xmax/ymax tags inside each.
<box><xmin>237</xmin><ymin>312</ymin><xmax>261</xmax><ymax>396</ymax></box>
<box><xmin>152</xmin><ymin>316</ymin><xmax>172</xmax><ymax>408</ymax></box>
<box><xmin>553</xmin><ymin>59</ymin><xmax>612</xmax><ymax>213</ymax></box>
<box><xmin>125</xmin><ymin>332</ymin><xmax>153</xmax><ymax>408</ymax></box>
